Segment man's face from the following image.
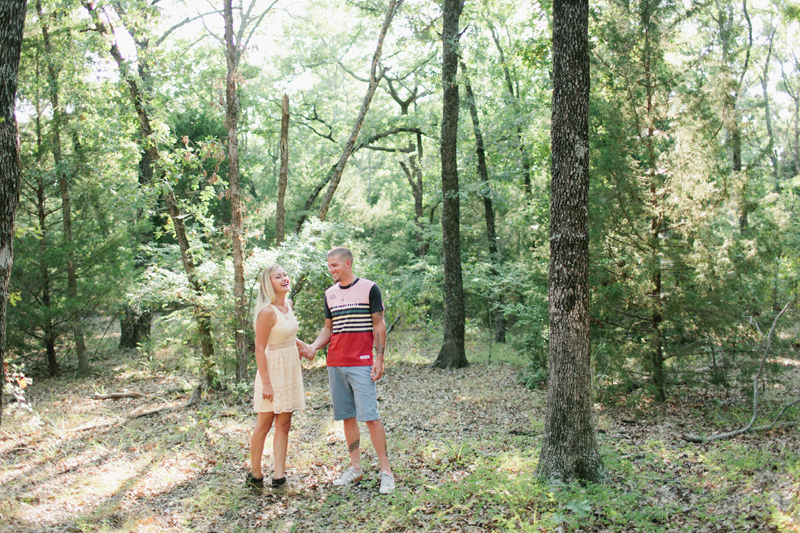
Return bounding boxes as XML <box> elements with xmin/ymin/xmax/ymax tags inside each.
<box><xmin>327</xmin><ymin>255</ymin><xmax>349</xmax><ymax>283</ymax></box>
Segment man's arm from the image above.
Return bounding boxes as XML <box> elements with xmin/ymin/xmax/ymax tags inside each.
<box><xmin>371</xmin><ymin>310</ymin><xmax>387</xmax><ymax>381</ymax></box>
<box><xmin>309</xmin><ymin>319</ymin><xmax>333</xmax><ymax>353</ymax></box>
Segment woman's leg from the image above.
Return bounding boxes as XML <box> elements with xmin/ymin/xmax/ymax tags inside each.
<box><xmin>272</xmin><ymin>412</ymin><xmax>293</xmax><ymax>479</ymax></box>
<box><xmin>250</xmin><ymin>411</ymin><xmax>275</xmax><ymax>479</ymax></box>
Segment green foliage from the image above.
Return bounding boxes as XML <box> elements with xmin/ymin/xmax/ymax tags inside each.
<box><xmin>8</xmin><ymin>0</ymin><xmax>798</xmax><ymax>411</ymax></box>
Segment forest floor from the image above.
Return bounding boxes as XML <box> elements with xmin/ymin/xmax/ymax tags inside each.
<box><xmin>1</xmin><ymin>327</ymin><xmax>799</xmax><ymax>533</ymax></box>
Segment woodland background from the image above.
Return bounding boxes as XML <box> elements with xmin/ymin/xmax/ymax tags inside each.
<box><xmin>1</xmin><ymin>0</ymin><xmax>799</xmax><ymax>530</ymax></box>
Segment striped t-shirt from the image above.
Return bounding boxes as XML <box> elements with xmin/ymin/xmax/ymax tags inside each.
<box><xmin>324</xmin><ymin>278</ymin><xmax>384</xmax><ymax>367</ymax></box>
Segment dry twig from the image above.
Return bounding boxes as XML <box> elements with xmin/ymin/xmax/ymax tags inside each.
<box><xmin>684</xmin><ymin>303</ymin><xmax>793</xmax><ymax>443</ymax></box>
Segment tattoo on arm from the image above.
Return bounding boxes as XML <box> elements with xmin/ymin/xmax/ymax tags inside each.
<box><xmin>348</xmin><ymin>439</ymin><xmax>360</xmax><ymax>453</ymax></box>
<box><xmin>375</xmin><ymin>343</ymin><xmax>384</xmax><ymax>354</ymax></box>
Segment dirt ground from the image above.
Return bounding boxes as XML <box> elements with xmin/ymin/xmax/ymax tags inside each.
<box><xmin>1</xmin><ymin>341</ymin><xmax>798</xmax><ymax>532</ymax></box>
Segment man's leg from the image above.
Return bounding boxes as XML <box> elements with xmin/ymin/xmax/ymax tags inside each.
<box><xmin>365</xmin><ymin>419</ymin><xmax>390</xmax><ymax>473</ymax></box>
<box><xmin>330</xmin><ymin>367</ymin><xmax>364</xmax><ymax>485</ymax></box>
<box><xmin>343</xmin><ymin>416</ymin><xmax>362</xmax><ymax>470</ymax></box>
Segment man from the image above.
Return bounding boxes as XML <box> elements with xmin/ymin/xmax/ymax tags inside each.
<box><xmin>307</xmin><ymin>247</ymin><xmax>395</xmax><ymax>494</ymax></box>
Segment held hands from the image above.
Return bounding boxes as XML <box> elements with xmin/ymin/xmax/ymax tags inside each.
<box><xmin>296</xmin><ymin>340</ymin><xmax>316</xmax><ymax>361</ymax></box>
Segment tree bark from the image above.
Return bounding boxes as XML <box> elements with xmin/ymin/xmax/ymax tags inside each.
<box><xmin>223</xmin><ymin>0</ymin><xmax>249</xmax><ymax>383</ymax></box>
<box><xmin>536</xmin><ymin>0</ymin><xmax>604</xmax><ymax>484</ymax></box>
<box><xmin>34</xmin><ymin>166</ymin><xmax>58</xmax><ymax>377</ymax></box>
<box><xmin>38</xmin><ymin>0</ymin><xmax>88</xmax><ymax>374</ymax></box>
<box><xmin>276</xmin><ymin>94</ymin><xmax>289</xmax><ymax>245</ymax></box>
<box><xmin>432</xmin><ymin>0</ymin><xmax>467</xmax><ymax>370</ymax></box>
<box><xmin>316</xmin><ymin>0</ymin><xmax>401</xmax><ymax>221</ymax></box>
<box><xmin>0</xmin><ymin>0</ymin><xmax>27</xmax><ymax>426</ymax></box>
<box><xmin>461</xmin><ymin>62</ymin><xmax>506</xmax><ymax>343</ymax></box>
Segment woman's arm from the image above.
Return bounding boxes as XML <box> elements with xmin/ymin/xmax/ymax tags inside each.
<box><xmin>254</xmin><ymin>306</ymin><xmax>277</xmax><ymax>400</ymax></box>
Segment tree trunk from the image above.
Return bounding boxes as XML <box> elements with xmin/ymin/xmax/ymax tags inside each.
<box><xmin>761</xmin><ymin>30</ymin><xmax>779</xmax><ymax>193</ymax></box>
<box><xmin>488</xmin><ymin>24</ymin><xmax>532</xmax><ymax>199</ymax></box>
<box><xmin>433</xmin><ymin>0</ymin><xmax>467</xmax><ymax>370</ymax></box>
<box><xmin>536</xmin><ymin>0</ymin><xmax>604</xmax><ymax>484</ymax></box>
<box><xmin>399</xmin><ymin>135</ymin><xmax>427</xmax><ymax>256</ymax></box>
<box><xmin>0</xmin><ymin>0</ymin><xmax>28</xmax><ymax>425</ymax></box>
<box><xmin>38</xmin><ymin>0</ymin><xmax>88</xmax><ymax>374</ymax></box>
<box><xmin>715</xmin><ymin>0</ymin><xmax>752</xmax><ymax>232</ymax></box>
<box><xmin>84</xmin><ymin>1</ymin><xmax>155</xmax><ymax>349</ymax></box>
<box><xmin>276</xmin><ymin>94</ymin><xmax>289</xmax><ymax>245</ymax></box>
<box><xmin>163</xmin><ymin>190</ymin><xmax>216</xmax><ymax>386</ymax></box>
<box><xmin>85</xmin><ymin>1</ymin><xmax>214</xmax><ymax>384</ymax></box>
<box><xmin>36</xmin><ymin>175</ymin><xmax>58</xmax><ymax>377</ymax></box>
<box><xmin>119</xmin><ymin>308</ymin><xmax>153</xmax><ymax>349</ymax></box>
<box><xmin>317</xmin><ymin>0</ymin><xmax>400</xmax><ymax>221</ymax></box>
<box><xmin>223</xmin><ymin>0</ymin><xmax>248</xmax><ymax>383</ymax></box>
<box><xmin>294</xmin><ymin>164</ymin><xmax>335</xmax><ymax>233</ymax></box>
<box><xmin>461</xmin><ymin>62</ymin><xmax>506</xmax><ymax>343</ymax></box>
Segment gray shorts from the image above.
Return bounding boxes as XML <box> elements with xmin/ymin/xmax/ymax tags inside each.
<box><xmin>328</xmin><ymin>366</ymin><xmax>380</xmax><ymax>422</ymax></box>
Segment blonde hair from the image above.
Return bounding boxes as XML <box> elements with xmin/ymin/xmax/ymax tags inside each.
<box><xmin>253</xmin><ymin>264</ymin><xmax>281</xmax><ymax>331</ymax></box>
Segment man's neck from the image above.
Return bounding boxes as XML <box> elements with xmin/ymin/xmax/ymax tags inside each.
<box><xmin>339</xmin><ymin>274</ymin><xmax>357</xmax><ymax>287</ymax></box>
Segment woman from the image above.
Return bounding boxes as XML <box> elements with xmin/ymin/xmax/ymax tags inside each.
<box><xmin>247</xmin><ymin>264</ymin><xmax>311</xmax><ymax>491</ymax></box>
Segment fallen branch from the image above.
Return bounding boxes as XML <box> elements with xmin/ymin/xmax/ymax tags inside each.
<box><xmin>66</xmin><ymin>418</ymin><xmax>124</xmax><ymax>433</ymax></box>
<box><xmin>91</xmin><ymin>392</ymin><xmax>154</xmax><ymax>400</ymax></box>
<box><xmin>66</xmin><ymin>386</ymin><xmax>203</xmax><ymax>432</ymax></box>
<box><xmin>129</xmin><ymin>386</ymin><xmax>202</xmax><ymax>419</ymax></box>
<box><xmin>684</xmin><ymin>303</ymin><xmax>792</xmax><ymax>444</ymax></box>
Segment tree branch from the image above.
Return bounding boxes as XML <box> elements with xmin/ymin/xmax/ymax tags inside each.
<box><xmin>684</xmin><ymin>303</ymin><xmax>792</xmax><ymax>443</ymax></box>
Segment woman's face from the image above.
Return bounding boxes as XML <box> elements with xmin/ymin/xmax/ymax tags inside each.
<box><xmin>270</xmin><ymin>267</ymin><xmax>290</xmax><ymax>295</ymax></box>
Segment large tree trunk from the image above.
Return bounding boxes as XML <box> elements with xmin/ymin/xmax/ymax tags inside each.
<box><xmin>38</xmin><ymin>0</ymin><xmax>88</xmax><ymax>374</ymax></box>
<box><xmin>316</xmin><ymin>0</ymin><xmax>400</xmax><ymax>221</ymax></box>
<box><xmin>223</xmin><ymin>0</ymin><xmax>248</xmax><ymax>383</ymax></box>
<box><xmin>276</xmin><ymin>94</ymin><xmax>289</xmax><ymax>245</ymax></box>
<box><xmin>0</xmin><ymin>0</ymin><xmax>28</xmax><ymax>425</ymax></box>
<box><xmin>461</xmin><ymin>62</ymin><xmax>506</xmax><ymax>343</ymax></box>
<box><xmin>433</xmin><ymin>0</ymin><xmax>467</xmax><ymax>370</ymax></box>
<box><xmin>536</xmin><ymin>0</ymin><xmax>604</xmax><ymax>484</ymax></box>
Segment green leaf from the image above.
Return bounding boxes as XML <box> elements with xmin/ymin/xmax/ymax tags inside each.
<box><xmin>566</xmin><ymin>499</ymin><xmax>592</xmax><ymax>517</ymax></box>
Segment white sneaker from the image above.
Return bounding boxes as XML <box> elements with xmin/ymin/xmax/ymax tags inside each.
<box><xmin>333</xmin><ymin>466</ymin><xmax>363</xmax><ymax>486</ymax></box>
<box><xmin>379</xmin><ymin>471</ymin><xmax>395</xmax><ymax>494</ymax></box>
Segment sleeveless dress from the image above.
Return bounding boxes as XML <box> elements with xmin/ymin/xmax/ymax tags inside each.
<box><xmin>253</xmin><ymin>303</ymin><xmax>306</xmax><ymax>413</ymax></box>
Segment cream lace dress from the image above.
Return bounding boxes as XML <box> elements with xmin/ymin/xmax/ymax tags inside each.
<box><xmin>253</xmin><ymin>303</ymin><xmax>306</xmax><ymax>413</ymax></box>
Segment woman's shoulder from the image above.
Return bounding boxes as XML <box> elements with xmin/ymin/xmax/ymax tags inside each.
<box><xmin>256</xmin><ymin>304</ymin><xmax>277</xmax><ymax>323</ymax></box>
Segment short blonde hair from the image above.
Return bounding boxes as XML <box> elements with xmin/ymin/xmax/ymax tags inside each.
<box><xmin>253</xmin><ymin>264</ymin><xmax>281</xmax><ymax>331</ymax></box>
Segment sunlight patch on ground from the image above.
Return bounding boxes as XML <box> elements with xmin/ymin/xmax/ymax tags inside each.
<box><xmin>771</xmin><ymin>357</ymin><xmax>800</xmax><ymax>367</ymax></box>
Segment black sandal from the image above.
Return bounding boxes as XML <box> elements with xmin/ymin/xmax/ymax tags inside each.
<box><xmin>245</xmin><ymin>471</ymin><xmax>264</xmax><ymax>489</ymax></box>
